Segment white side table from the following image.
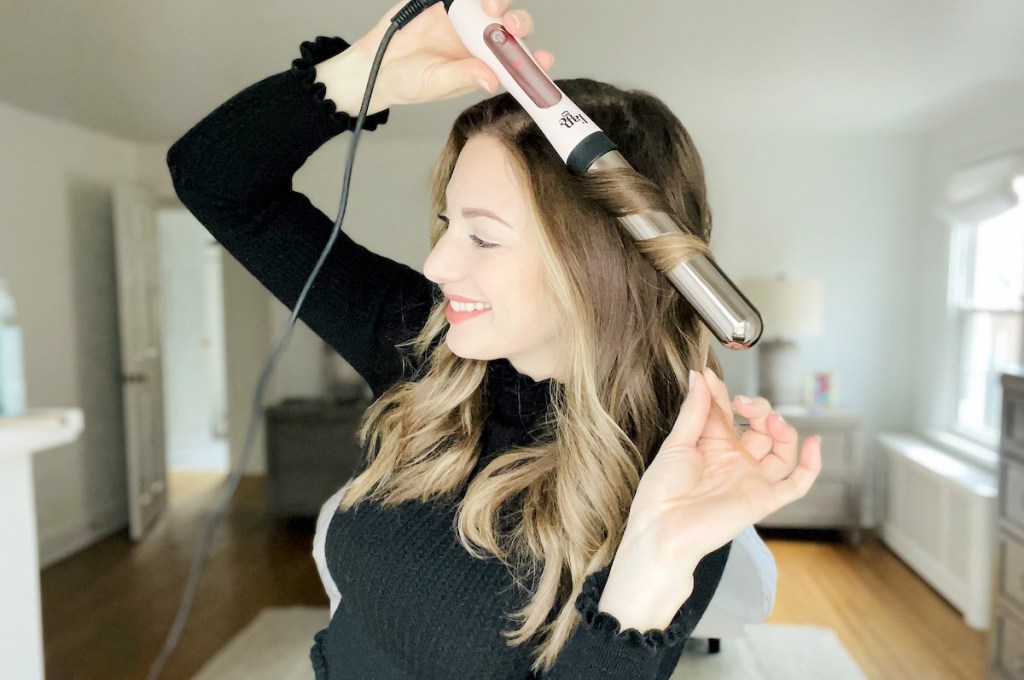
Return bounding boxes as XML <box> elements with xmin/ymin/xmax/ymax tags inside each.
<box><xmin>0</xmin><ymin>409</ymin><xmax>84</xmax><ymax>680</ymax></box>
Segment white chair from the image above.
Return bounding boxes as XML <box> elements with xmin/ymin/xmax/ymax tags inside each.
<box><xmin>690</xmin><ymin>525</ymin><xmax>777</xmax><ymax>649</ymax></box>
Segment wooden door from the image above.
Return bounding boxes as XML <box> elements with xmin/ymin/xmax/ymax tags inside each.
<box><xmin>112</xmin><ymin>183</ymin><xmax>168</xmax><ymax>540</ymax></box>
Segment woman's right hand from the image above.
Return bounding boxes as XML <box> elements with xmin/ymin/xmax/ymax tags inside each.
<box><xmin>352</xmin><ymin>0</ymin><xmax>554</xmax><ymax>109</ymax></box>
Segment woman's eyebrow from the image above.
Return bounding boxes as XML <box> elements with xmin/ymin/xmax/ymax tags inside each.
<box><xmin>461</xmin><ymin>207</ymin><xmax>516</xmax><ymax>231</ymax></box>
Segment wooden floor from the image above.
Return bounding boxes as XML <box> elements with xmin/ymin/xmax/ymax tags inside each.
<box><xmin>40</xmin><ymin>472</ymin><xmax>327</xmax><ymax>680</ymax></box>
<box><xmin>40</xmin><ymin>472</ymin><xmax>986</xmax><ymax>680</ymax></box>
<box><xmin>763</xmin><ymin>530</ymin><xmax>986</xmax><ymax>680</ymax></box>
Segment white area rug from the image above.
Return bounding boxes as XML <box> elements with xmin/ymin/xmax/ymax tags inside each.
<box><xmin>192</xmin><ymin>607</ymin><xmax>326</xmax><ymax>680</ymax></box>
<box><xmin>669</xmin><ymin>624</ymin><xmax>868</xmax><ymax>680</ymax></box>
<box><xmin>194</xmin><ymin>606</ymin><xmax>867</xmax><ymax>680</ymax></box>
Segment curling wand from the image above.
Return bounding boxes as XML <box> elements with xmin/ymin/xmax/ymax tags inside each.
<box><xmin>439</xmin><ymin>0</ymin><xmax>763</xmax><ymax>349</ymax></box>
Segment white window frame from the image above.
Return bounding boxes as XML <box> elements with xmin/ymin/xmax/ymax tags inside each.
<box><xmin>942</xmin><ymin>172</ymin><xmax>1024</xmax><ymax>467</ymax></box>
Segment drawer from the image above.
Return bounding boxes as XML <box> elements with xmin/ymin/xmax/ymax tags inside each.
<box><xmin>757</xmin><ymin>480</ymin><xmax>851</xmax><ymax>528</ymax></box>
<box><xmin>1002</xmin><ymin>459</ymin><xmax>1024</xmax><ymax>528</ymax></box>
<box><xmin>993</xmin><ymin>610</ymin><xmax>1024</xmax><ymax>679</ymax></box>
<box><xmin>736</xmin><ymin>417</ymin><xmax>856</xmax><ymax>477</ymax></box>
<box><xmin>1000</xmin><ymin>536</ymin><xmax>1024</xmax><ymax>611</ymax></box>
<box><xmin>1003</xmin><ymin>386</ymin><xmax>1024</xmax><ymax>463</ymax></box>
<box><xmin>816</xmin><ymin>430</ymin><xmax>853</xmax><ymax>476</ymax></box>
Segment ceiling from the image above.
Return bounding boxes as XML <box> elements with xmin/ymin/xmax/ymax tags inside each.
<box><xmin>2</xmin><ymin>0</ymin><xmax>1023</xmax><ymax>143</ymax></box>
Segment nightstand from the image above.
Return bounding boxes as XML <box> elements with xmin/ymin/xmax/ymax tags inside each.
<box><xmin>749</xmin><ymin>406</ymin><xmax>864</xmax><ymax>546</ymax></box>
<box><xmin>264</xmin><ymin>398</ymin><xmax>368</xmax><ymax>518</ymax></box>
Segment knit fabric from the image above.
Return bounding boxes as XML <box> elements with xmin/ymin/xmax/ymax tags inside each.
<box><xmin>166</xmin><ymin>35</ymin><xmax>729</xmax><ymax>680</ymax></box>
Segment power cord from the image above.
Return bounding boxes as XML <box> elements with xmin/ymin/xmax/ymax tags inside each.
<box><xmin>145</xmin><ymin>2</ymin><xmax>441</xmax><ymax>677</ymax></box>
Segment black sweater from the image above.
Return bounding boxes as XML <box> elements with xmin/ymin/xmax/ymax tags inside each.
<box><xmin>166</xmin><ymin>35</ymin><xmax>729</xmax><ymax>680</ymax></box>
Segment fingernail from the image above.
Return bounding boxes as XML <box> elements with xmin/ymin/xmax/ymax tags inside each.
<box><xmin>509</xmin><ymin>13</ymin><xmax>521</xmax><ymax>29</ymax></box>
<box><xmin>689</xmin><ymin>369</ymin><xmax>697</xmax><ymax>386</ymax></box>
<box><xmin>777</xmin><ymin>413</ymin><xmax>786</xmax><ymax>425</ymax></box>
<box><xmin>736</xmin><ymin>395</ymin><xmax>753</xmax><ymax>404</ymax></box>
<box><xmin>475</xmin><ymin>78</ymin><xmax>493</xmax><ymax>93</ymax></box>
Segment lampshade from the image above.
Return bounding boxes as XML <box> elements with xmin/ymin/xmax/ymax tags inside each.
<box><xmin>741</xmin><ymin>275</ymin><xmax>823</xmax><ymax>340</ymax></box>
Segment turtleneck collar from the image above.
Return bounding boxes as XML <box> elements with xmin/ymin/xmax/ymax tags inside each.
<box><xmin>485</xmin><ymin>358</ymin><xmax>558</xmax><ymax>426</ymax></box>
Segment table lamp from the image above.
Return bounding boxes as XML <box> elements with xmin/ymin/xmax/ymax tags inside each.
<box><xmin>741</xmin><ymin>274</ymin><xmax>823</xmax><ymax>407</ymax></box>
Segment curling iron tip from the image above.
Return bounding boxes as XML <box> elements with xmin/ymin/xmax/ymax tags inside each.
<box><xmin>723</xmin><ymin>315</ymin><xmax>763</xmax><ymax>350</ymax></box>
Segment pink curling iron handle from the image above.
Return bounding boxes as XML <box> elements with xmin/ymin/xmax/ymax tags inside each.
<box><xmin>443</xmin><ymin>0</ymin><xmax>606</xmax><ymax>165</ymax></box>
<box><xmin>480</xmin><ymin>23</ymin><xmax>562</xmax><ymax>106</ymax></box>
<box><xmin>442</xmin><ymin>0</ymin><xmax>763</xmax><ymax>349</ymax></box>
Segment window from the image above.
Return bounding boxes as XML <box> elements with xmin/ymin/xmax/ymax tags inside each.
<box><xmin>951</xmin><ymin>176</ymin><xmax>1024</xmax><ymax>447</ymax></box>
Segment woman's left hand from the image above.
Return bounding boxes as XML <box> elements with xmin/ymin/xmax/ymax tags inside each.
<box><xmin>624</xmin><ymin>367</ymin><xmax>822</xmax><ymax>568</ymax></box>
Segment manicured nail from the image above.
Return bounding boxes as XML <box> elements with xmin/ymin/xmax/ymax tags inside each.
<box><xmin>736</xmin><ymin>395</ymin><xmax>753</xmax><ymax>404</ymax></box>
<box><xmin>475</xmin><ymin>78</ymin><xmax>492</xmax><ymax>93</ymax></box>
<box><xmin>689</xmin><ymin>369</ymin><xmax>697</xmax><ymax>385</ymax></box>
<box><xmin>776</xmin><ymin>413</ymin><xmax>786</xmax><ymax>425</ymax></box>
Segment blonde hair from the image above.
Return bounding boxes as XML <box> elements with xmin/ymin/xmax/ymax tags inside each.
<box><xmin>336</xmin><ymin>78</ymin><xmax>731</xmax><ymax>674</ymax></box>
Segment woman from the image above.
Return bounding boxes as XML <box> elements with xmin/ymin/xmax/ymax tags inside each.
<box><xmin>167</xmin><ymin>1</ymin><xmax>820</xmax><ymax>678</ymax></box>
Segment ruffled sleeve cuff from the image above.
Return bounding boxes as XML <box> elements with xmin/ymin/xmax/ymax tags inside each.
<box><xmin>541</xmin><ymin>541</ymin><xmax>732</xmax><ymax>679</ymax></box>
<box><xmin>310</xmin><ymin>627</ymin><xmax>329</xmax><ymax>680</ymax></box>
<box><xmin>290</xmin><ymin>35</ymin><xmax>391</xmax><ymax>133</ymax></box>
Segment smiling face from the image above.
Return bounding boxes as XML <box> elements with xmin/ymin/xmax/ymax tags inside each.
<box><xmin>422</xmin><ymin>134</ymin><xmax>564</xmax><ymax>382</ymax></box>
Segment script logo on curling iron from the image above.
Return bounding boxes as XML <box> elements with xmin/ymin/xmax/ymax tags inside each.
<box><xmin>558</xmin><ymin>110</ymin><xmax>590</xmax><ymax>129</ymax></box>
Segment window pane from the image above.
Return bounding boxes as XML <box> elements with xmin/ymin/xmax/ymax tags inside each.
<box><xmin>969</xmin><ymin>202</ymin><xmax>1023</xmax><ymax>310</ymax></box>
<box><xmin>958</xmin><ymin>311</ymin><xmax>1022</xmax><ymax>438</ymax></box>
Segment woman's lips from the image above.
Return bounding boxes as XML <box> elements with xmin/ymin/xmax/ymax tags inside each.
<box><xmin>445</xmin><ymin>301</ymin><xmax>491</xmax><ymax>324</ymax></box>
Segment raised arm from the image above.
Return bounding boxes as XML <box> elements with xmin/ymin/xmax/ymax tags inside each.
<box><xmin>166</xmin><ymin>36</ymin><xmax>436</xmax><ymax>398</ymax></box>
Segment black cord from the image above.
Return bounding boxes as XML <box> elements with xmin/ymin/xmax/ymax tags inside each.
<box><xmin>391</xmin><ymin>0</ymin><xmax>445</xmax><ymax>27</ymax></box>
<box><xmin>145</xmin><ymin>2</ymin><xmax>438</xmax><ymax>676</ymax></box>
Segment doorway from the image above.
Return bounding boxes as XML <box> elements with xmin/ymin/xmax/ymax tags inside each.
<box><xmin>155</xmin><ymin>208</ymin><xmax>229</xmax><ymax>503</ymax></box>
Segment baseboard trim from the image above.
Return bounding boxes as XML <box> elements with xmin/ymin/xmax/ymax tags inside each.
<box><xmin>38</xmin><ymin>504</ymin><xmax>127</xmax><ymax>569</ymax></box>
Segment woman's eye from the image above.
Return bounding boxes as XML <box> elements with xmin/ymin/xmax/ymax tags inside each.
<box><xmin>437</xmin><ymin>214</ymin><xmax>498</xmax><ymax>249</ymax></box>
<box><xmin>469</xmin><ymin>234</ymin><xmax>498</xmax><ymax>249</ymax></box>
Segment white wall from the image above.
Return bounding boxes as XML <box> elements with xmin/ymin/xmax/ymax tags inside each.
<box><xmin>699</xmin><ymin>128</ymin><xmax>923</xmax><ymax>417</ymax></box>
<box><xmin>0</xmin><ymin>100</ymin><xmax>136</xmax><ymax>567</ymax></box>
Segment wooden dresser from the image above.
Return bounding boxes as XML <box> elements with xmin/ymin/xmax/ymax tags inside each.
<box><xmin>991</xmin><ymin>371</ymin><xmax>1024</xmax><ymax>679</ymax></box>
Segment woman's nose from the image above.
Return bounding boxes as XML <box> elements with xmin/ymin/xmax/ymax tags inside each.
<box><xmin>422</xmin><ymin>235</ymin><xmax>465</xmax><ymax>285</ymax></box>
